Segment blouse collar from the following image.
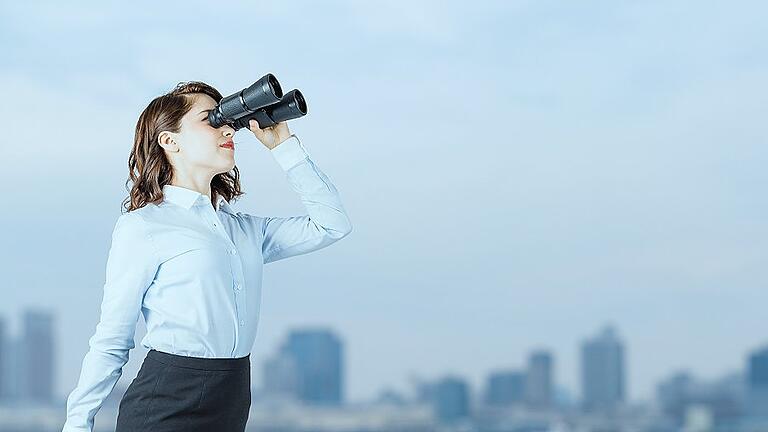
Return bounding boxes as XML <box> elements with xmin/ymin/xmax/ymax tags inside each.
<box><xmin>161</xmin><ymin>184</ymin><xmax>234</xmax><ymax>214</ymax></box>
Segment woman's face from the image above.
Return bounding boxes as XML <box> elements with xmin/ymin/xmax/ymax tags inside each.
<box><xmin>160</xmin><ymin>93</ymin><xmax>237</xmax><ymax>177</ymax></box>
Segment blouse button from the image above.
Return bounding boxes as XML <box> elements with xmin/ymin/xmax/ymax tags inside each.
<box><xmin>239</xmin><ymin>319</ymin><xmax>245</xmax><ymax>326</ymax></box>
<box><xmin>235</xmin><ymin>283</ymin><xmax>242</xmax><ymax>291</ymax></box>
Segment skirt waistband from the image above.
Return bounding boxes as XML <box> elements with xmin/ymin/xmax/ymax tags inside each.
<box><xmin>147</xmin><ymin>349</ymin><xmax>250</xmax><ymax>371</ymax></box>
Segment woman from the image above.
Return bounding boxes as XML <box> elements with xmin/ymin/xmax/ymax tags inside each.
<box><xmin>61</xmin><ymin>81</ymin><xmax>353</xmax><ymax>432</ymax></box>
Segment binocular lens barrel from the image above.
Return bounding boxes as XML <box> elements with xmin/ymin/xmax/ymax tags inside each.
<box><xmin>208</xmin><ymin>74</ymin><xmax>308</xmax><ymax>131</ymax></box>
<box><xmin>231</xmin><ymin>89</ymin><xmax>307</xmax><ymax>130</ymax></box>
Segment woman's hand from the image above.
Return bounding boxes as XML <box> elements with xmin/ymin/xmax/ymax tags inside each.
<box><xmin>248</xmin><ymin>119</ymin><xmax>291</xmax><ymax>150</ymax></box>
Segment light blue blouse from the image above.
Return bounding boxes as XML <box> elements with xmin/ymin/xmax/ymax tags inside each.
<box><xmin>62</xmin><ymin>134</ymin><xmax>352</xmax><ymax>432</ymax></box>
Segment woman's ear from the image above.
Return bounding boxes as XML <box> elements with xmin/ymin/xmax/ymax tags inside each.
<box><xmin>157</xmin><ymin>131</ymin><xmax>178</xmax><ymax>152</ymax></box>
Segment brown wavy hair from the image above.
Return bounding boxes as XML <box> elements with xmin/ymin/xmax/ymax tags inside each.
<box><xmin>122</xmin><ymin>81</ymin><xmax>244</xmax><ymax>213</ymax></box>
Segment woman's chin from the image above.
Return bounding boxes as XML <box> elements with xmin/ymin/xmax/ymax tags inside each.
<box><xmin>216</xmin><ymin>161</ymin><xmax>235</xmax><ymax>174</ymax></box>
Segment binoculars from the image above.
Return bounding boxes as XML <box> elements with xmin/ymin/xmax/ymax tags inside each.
<box><xmin>208</xmin><ymin>73</ymin><xmax>307</xmax><ymax>131</ymax></box>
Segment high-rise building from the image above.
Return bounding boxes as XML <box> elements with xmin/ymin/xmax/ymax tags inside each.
<box><xmin>525</xmin><ymin>350</ymin><xmax>553</xmax><ymax>409</ymax></box>
<box><xmin>747</xmin><ymin>345</ymin><xmax>768</xmax><ymax>417</ymax></box>
<box><xmin>657</xmin><ymin>370</ymin><xmax>745</xmax><ymax>426</ymax></box>
<box><xmin>280</xmin><ymin>328</ymin><xmax>343</xmax><ymax>405</ymax></box>
<box><xmin>262</xmin><ymin>351</ymin><xmax>300</xmax><ymax>398</ymax></box>
<box><xmin>485</xmin><ymin>370</ymin><xmax>526</xmax><ymax>406</ymax></box>
<box><xmin>22</xmin><ymin>309</ymin><xmax>55</xmax><ymax>403</ymax></box>
<box><xmin>434</xmin><ymin>376</ymin><xmax>470</xmax><ymax>423</ymax></box>
<box><xmin>4</xmin><ymin>339</ymin><xmax>25</xmax><ymax>402</ymax></box>
<box><xmin>581</xmin><ymin>325</ymin><xmax>625</xmax><ymax>413</ymax></box>
<box><xmin>0</xmin><ymin>316</ymin><xmax>6</xmax><ymax>400</ymax></box>
<box><xmin>657</xmin><ymin>371</ymin><xmax>696</xmax><ymax>422</ymax></box>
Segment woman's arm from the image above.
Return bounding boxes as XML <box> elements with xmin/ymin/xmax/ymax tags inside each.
<box><xmin>62</xmin><ymin>212</ymin><xmax>160</xmax><ymax>432</ymax></box>
<box><xmin>243</xmin><ymin>133</ymin><xmax>352</xmax><ymax>264</ymax></box>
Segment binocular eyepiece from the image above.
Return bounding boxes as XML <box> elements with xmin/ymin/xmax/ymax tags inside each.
<box><xmin>208</xmin><ymin>73</ymin><xmax>307</xmax><ymax>130</ymax></box>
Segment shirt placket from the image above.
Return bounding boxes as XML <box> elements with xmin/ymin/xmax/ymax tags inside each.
<box><xmin>199</xmin><ymin>201</ymin><xmax>247</xmax><ymax>356</ymax></box>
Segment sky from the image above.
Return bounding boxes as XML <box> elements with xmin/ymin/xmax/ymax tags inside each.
<box><xmin>0</xmin><ymin>0</ymin><xmax>766</xmax><ymax>405</ymax></box>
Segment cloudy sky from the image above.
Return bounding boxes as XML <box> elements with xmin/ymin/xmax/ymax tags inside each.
<box><xmin>0</xmin><ymin>0</ymin><xmax>766</xmax><ymax>405</ymax></box>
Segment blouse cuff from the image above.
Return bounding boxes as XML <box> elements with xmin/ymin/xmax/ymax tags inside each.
<box><xmin>270</xmin><ymin>134</ymin><xmax>310</xmax><ymax>171</ymax></box>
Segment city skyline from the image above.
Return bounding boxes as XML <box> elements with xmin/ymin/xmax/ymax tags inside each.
<box><xmin>0</xmin><ymin>307</ymin><xmax>762</xmax><ymax>409</ymax></box>
<box><xmin>1</xmin><ymin>306</ymin><xmax>767</xmax><ymax>431</ymax></box>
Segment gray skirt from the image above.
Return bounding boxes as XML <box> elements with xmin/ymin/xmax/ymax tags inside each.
<box><xmin>115</xmin><ymin>348</ymin><xmax>251</xmax><ymax>432</ymax></box>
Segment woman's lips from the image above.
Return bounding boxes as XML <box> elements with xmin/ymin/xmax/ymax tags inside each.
<box><xmin>220</xmin><ymin>141</ymin><xmax>234</xmax><ymax>149</ymax></box>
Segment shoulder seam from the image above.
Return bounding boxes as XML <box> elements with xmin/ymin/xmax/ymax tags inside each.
<box><xmin>128</xmin><ymin>211</ymin><xmax>162</xmax><ymax>268</ymax></box>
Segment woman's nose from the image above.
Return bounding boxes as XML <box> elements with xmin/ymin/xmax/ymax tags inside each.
<box><xmin>222</xmin><ymin>125</ymin><xmax>234</xmax><ymax>137</ymax></box>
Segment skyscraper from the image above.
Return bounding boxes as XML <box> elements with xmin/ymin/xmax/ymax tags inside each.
<box><xmin>21</xmin><ymin>309</ymin><xmax>55</xmax><ymax>403</ymax></box>
<box><xmin>657</xmin><ymin>371</ymin><xmax>696</xmax><ymax>422</ymax></box>
<box><xmin>262</xmin><ymin>351</ymin><xmax>300</xmax><ymax>398</ymax></box>
<box><xmin>0</xmin><ymin>316</ymin><xmax>6</xmax><ymax>400</ymax></box>
<box><xmin>747</xmin><ymin>345</ymin><xmax>768</xmax><ymax>417</ymax></box>
<box><xmin>434</xmin><ymin>376</ymin><xmax>470</xmax><ymax>423</ymax></box>
<box><xmin>657</xmin><ymin>370</ymin><xmax>745</xmax><ymax>425</ymax></box>
<box><xmin>581</xmin><ymin>325</ymin><xmax>625</xmax><ymax>413</ymax></box>
<box><xmin>2</xmin><ymin>338</ymin><xmax>25</xmax><ymax>402</ymax></box>
<box><xmin>280</xmin><ymin>328</ymin><xmax>343</xmax><ymax>405</ymax></box>
<box><xmin>485</xmin><ymin>370</ymin><xmax>526</xmax><ymax>406</ymax></box>
<box><xmin>525</xmin><ymin>350</ymin><xmax>553</xmax><ymax>409</ymax></box>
